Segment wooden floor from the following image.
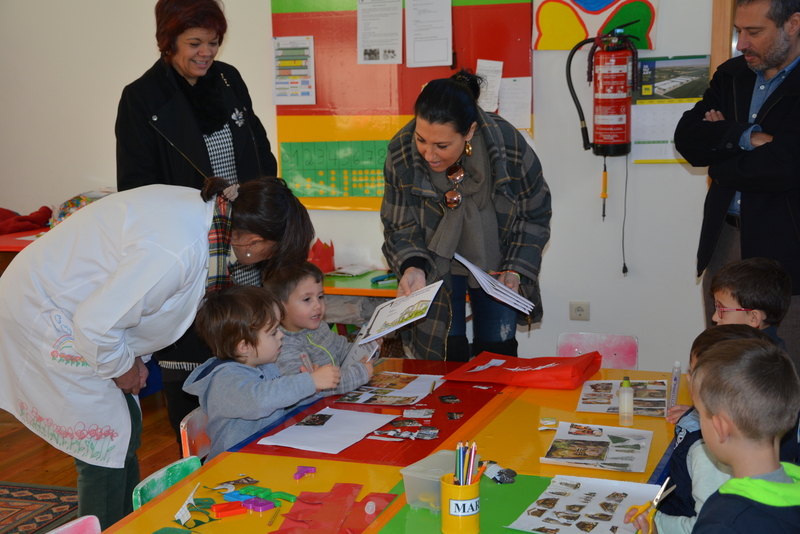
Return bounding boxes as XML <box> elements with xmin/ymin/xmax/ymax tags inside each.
<box><xmin>0</xmin><ymin>392</ymin><xmax>182</xmax><ymax>487</ymax></box>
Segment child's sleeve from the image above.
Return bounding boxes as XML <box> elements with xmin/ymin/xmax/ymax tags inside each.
<box><xmin>207</xmin><ymin>365</ymin><xmax>316</xmax><ymax>420</ymax></box>
<box><xmin>654</xmin><ymin>441</ymin><xmax>733</xmax><ymax>534</ymax></box>
<box><xmin>275</xmin><ymin>333</ymin><xmax>305</xmax><ymax>377</ymax></box>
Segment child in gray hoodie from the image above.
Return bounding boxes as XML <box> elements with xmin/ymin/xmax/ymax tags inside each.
<box><xmin>264</xmin><ymin>262</ymin><xmax>374</xmax><ymax>404</ymax></box>
<box><xmin>183</xmin><ymin>285</ymin><xmax>341</xmax><ymax>460</ymax></box>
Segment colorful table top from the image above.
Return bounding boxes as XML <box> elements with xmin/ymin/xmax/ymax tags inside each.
<box><xmin>106</xmin><ymin>360</ymin><xmax>688</xmax><ymax>533</ymax></box>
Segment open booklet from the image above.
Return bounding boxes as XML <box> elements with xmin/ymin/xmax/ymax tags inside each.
<box><xmin>358</xmin><ymin>281</ymin><xmax>443</xmax><ymax>344</ymax></box>
<box><xmin>453</xmin><ymin>253</ymin><xmax>534</xmax><ymax>314</ymax></box>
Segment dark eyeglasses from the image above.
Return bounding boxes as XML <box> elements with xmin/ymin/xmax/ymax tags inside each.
<box><xmin>444</xmin><ymin>164</ymin><xmax>465</xmax><ymax>209</ymax></box>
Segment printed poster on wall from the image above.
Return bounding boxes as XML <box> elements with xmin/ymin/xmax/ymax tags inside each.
<box><xmin>632</xmin><ymin>55</ymin><xmax>709</xmax><ymax>163</ymax></box>
<box><xmin>274</xmin><ymin>36</ymin><xmax>316</xmax><ymax>105</ymax></box>
<box><xmin>357</xmin><ymin>0</ymin><xmax>402</xmax><ymax>64</ymax></box>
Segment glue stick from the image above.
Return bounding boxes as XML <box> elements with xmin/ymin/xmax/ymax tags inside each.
<box><xmin>619</xmin><ymin>376</ymin><xmax>634</xmax><ymax>427</ymax></box>
<box><xmin>669</xmin><ymin>361</ymin><xmax>681</xmax><ymax>409</ymax></box>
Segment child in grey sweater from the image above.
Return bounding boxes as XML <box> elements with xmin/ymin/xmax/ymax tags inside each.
<box><xmin>183</xmin><ymin>285</ymin><xmax>340</xmax><ymax>460</ymax></box>
<box><xmin>264</xmin><ymin>262</ymin><xmax>374</xmax><ymax>404</ymax></box>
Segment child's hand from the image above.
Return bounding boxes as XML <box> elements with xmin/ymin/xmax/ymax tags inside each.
<box><xmin>360</xmin><ymin>355</ymin><xmax>375</xmax><ymax>378</ymax></box>
<box><xmin>311</xmin><ymin>364</ymin><xmax>341</xmax><ymax>391</ymax></box>
<box><xmin>666</xmin><ymin>404</ymin><xmax>691</xmax><ymax>424</ymax></box>
<box><xmin>624</xmin><ymin>507</ymin><xmax>655</xmax><ymax>534</ymax></box>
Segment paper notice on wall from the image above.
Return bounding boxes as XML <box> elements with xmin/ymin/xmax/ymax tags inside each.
<box><xmin>476</xmin><ymin>59</ymin><xmax>503</xmax><ymax>112</ymax></box>
<box><xmin>499</xmin><ymin>77</ymin><xmax>532</xmax><ymax>130</ymax></box>
<box><xmin>406</xmin><ymin>0</ymin><xmax>452</xmax><ymax>68</ymax></box>
<box><xmin>273</xmin><ymin>36</ymin><xmax>316</xmax><ymax>105</ymax></box>
<box><xmin>358</xmin><ymin>0</ymin><xmax>402</xmax><ymax>64</ymax></box>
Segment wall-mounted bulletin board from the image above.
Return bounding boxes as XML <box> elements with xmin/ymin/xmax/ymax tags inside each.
<box><xmin>272</xmin><ymin>0</ymin><xmax>533</xmax><ymax>211</ymax></box>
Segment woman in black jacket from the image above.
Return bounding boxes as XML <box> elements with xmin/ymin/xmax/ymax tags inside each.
<box><xmin>115</xmin><ymin>0</ymin><xmax>281</xmax><ymax>441</ymax></box>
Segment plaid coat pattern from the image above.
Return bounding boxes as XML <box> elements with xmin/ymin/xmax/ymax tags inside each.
<box><xmin>381</xmin><ymin>109</ymin><xmax>551</xmax><ymax>360</ymax></box>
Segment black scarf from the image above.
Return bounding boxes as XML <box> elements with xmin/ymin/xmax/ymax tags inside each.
<box><xmin>173</xmin><ymin>65</ymin><xmax>228</xmax><ymax>135</ymax></box>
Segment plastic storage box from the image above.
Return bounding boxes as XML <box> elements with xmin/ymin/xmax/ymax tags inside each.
<box><xmin>400</xmin><ymin>449</ymin><xmax>480</xmax><ymax>513</ymax></box>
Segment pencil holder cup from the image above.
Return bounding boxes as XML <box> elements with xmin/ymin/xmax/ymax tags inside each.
<box><xmin>440</xmin><ymin>473</ymin><xmax>480</xmax><ymax>534</ymax></box>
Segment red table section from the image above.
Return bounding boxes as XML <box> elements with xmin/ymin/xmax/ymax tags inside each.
<box><xmin>237</xmin><ymin>359</ymin><xmax>508</xmax><ymax>466</ymax></box>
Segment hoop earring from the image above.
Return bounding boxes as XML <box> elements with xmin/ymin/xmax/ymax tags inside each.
<box><xmin>465</xmin><ymin>140</ymin><xmax>472</xmax><ymax>157</ymax></box>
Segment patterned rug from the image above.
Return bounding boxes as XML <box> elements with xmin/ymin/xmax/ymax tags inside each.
<box><xmin>0</xmin><ymin>482</ymin><xmax>78</xmax><ymax>534</ymax></box>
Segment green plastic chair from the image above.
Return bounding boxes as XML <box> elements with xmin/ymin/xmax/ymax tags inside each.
<box><xmin>132</xmin><ymin>455</ymin><xmax>201</xmax><ymax>510</ymax></box>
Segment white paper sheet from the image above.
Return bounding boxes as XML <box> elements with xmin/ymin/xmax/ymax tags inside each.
<box><xmin>257</xmin><ymin>407</ymin><xmax>396</xmax><ymax>454</ymax></box>
<box><xmin>540</xmin><ymin>421</ymin><xmax>653</xmax><ymax>473</ymax></box>
<box><xmin>499</xmin><ymin>77</ymin><xmax>532</xmax><ymax>130</ymax></box>
<box><xmin>476</xmin><ymin>59</ymin><xmax>503</xmax><ymax>112</ymax></box>
<box><xmin>507</xmin><ymin>475</ymin><xmax>660</xmax><ymax>533</ymax></box>
<box><xmin>405</xmin><ymin>0</ymin><xmax>452</xmax><ymax>68</ymax></box>
<box><xmin>357</xmin><ymin>0</ymin><xmax>402</xmax><ymax>64</ymax></box>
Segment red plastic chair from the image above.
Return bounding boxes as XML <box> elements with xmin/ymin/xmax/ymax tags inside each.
<box><xmin>557</xmin><ymin>332</ymin><xmax>639</xmax><ymax>370</ymax></box>
<box><xmin>179</xmin><ymin>407</ymin><xmax>211</xmax><ymax>459</ymax></box>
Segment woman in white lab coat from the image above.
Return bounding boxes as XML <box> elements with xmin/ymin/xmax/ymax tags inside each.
<box><xmin>0</xmin><ymin>177</ymin><xmax>313</xmax><ymax>529</ymax></box>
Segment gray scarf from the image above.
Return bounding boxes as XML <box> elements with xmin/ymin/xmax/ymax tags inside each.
<box><xmin>427</xmin><ymin>130</ymin><xmax>502</xmax><ymax>285</ymax></box>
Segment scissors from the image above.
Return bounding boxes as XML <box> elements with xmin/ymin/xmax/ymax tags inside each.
<box><xmin>626</xmin><ymin>477</ymin><xmax>675</xmax><ymax>533</ymax></box>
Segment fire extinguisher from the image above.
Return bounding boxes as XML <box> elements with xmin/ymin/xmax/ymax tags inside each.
<box><xmin>567</xmin><ymin>26</ymin><xmax>639</xmax><ymax>274</ymax></box>
<box><xmin>567</xmin><ymin>26</ymin><xmax>639</xmax><ymax>157</ymax></box>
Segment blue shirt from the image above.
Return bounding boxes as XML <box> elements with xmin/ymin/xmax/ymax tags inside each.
<box><xmin>730</xmin><ymin>54</ymin><xmax>800</xmax><ymax>215</ymax></box>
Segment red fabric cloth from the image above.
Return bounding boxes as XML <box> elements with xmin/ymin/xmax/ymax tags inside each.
<box><xmin>0</xmin><ymin>206</ymin><xmax>51</xmax><ymax>235</ymax></box>
<box><xmin>442</xmin><ymin>351</ymin><xmax>602</xmax><ymax>390</ymax></box>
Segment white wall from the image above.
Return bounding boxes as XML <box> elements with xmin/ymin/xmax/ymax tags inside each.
<box><xmin>0</xmin><ymin>0</ymin><xmax>713</xmax><ymax>372</ymax></box>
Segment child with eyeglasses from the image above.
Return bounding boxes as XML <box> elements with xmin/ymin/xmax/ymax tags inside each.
<box><xmin>668</xmin><ymin>258</ymin><xmax>799</xmax><ymax>465</ymax></box>
<box><xmin>709</xmin><ymin>257</ymin><xmax>791</xmax><ymax>351</ymax></box>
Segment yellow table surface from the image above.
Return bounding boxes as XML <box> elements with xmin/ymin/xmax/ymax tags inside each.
<box><xmin>466</xmin><ymin>369</ymin><xmax>691</xmax><ymax>483</ymax></box>
<box><xmin>104</xmin><ymin>453</ymin><xmax>403</xmax><ymax>533</ymax></box>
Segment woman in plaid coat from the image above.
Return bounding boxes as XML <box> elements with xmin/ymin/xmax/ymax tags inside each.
<box><xmin>381</xmin><ymin>70</ymin><xmax>551</xmax><ymax>361</ymax></box>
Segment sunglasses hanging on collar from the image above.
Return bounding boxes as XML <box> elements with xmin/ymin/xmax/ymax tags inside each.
<box><xmin>444</xmin><ymin>163</ymin><xmax>465</xmax><ymax>209</ymax></box>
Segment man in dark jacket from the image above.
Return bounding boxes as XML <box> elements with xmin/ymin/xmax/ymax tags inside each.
<box><xmin>674</xmin><ymin>0</ymin><xmax>800</xmax><ymax>370</ymax></box>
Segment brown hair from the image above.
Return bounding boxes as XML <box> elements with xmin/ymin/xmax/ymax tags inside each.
<box><xmin>690</xmin><ymin>324</ymin><xmax>774</xmax><ymax>363</ymax></box>
<box><xmin>202</xmin><ymin>176</ymin><xmax>315</xmax><ymax>280</ymax></box>
<box><xmin>710</xmin><ymin>257</ymin><xmax>792</xmax><ymax>327</ymax></box>
<box><xmin>262</xmin><ymin>262</ymin><xmax>324</xmax><ymax>304</ymax></box>
<box><xmin>692</xmin><ymin>338</ymin><xmax>800</xmax><ymax>442</ymax></box>
<box><xmin>155</xmin><ymin>0</ymin><xmax>227</xmax><ymax>61</ymax></box>
<box><xmin>195</xmin><ymin>285</ymin><xmax>283</xmax><ymax>361</ymax></box>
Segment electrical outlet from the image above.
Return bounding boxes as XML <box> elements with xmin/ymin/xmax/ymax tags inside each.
<box><xmin>569</xmin><ymin>301</ymin><xmax>590</xmax><ymax>321</ymax></box>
